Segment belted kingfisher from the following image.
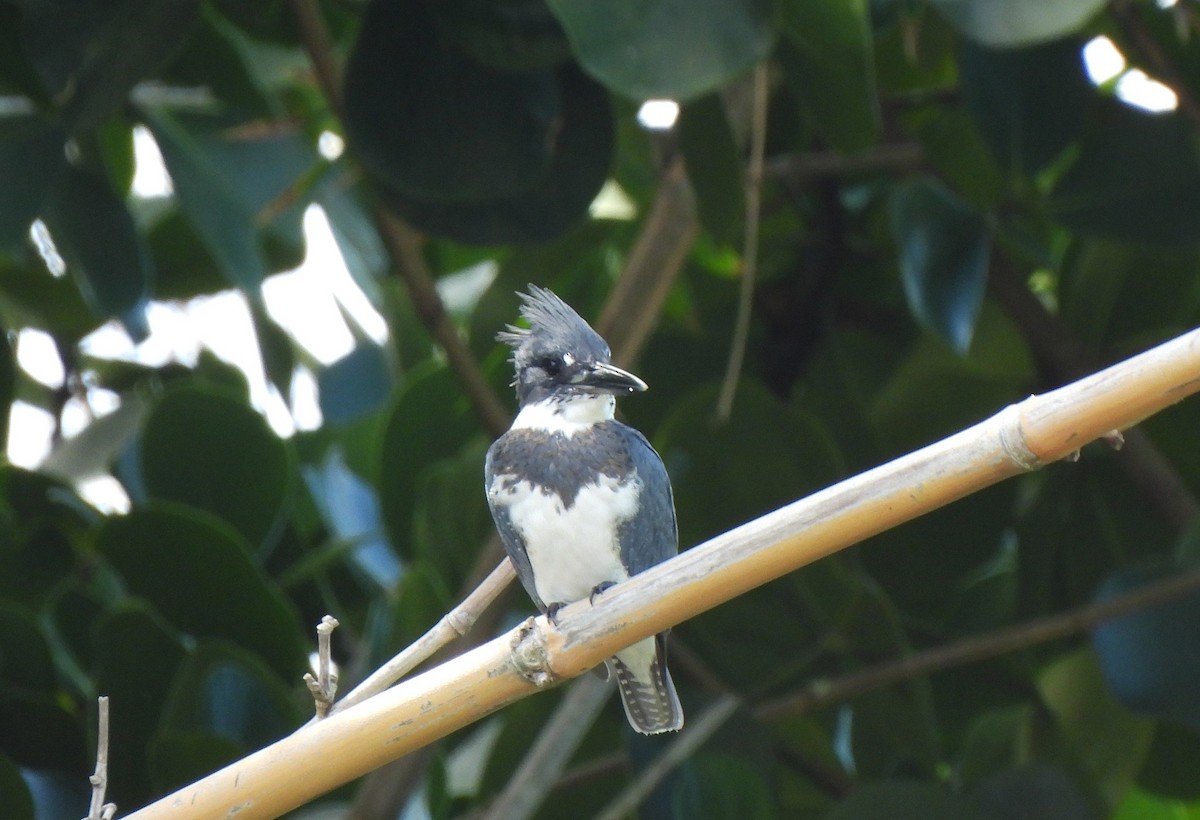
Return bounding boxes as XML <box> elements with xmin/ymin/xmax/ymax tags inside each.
<box><xmin>485</xmin><ymin>285</ymin><xmax>684</xmax><ymax>734</ymax></box>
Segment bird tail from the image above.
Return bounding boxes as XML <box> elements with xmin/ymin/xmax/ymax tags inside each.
<box><xmin>609</xmin><ymin>635</ymin><xmax>683</xmax><ymax>735</ymax></box>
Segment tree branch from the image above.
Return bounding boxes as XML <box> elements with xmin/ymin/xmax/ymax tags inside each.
<box><xmin>84</xmin><ymin>696</ymin><xmax>116</xmax><ymax>820</ymax></box>
<box><xmin>123</xmin><ymin>327</ymin><xmax>1200</xmax><ymax>819</ymax></box>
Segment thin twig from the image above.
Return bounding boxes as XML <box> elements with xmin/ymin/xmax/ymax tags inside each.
<box><xmin>755</xmin><ymin>566</ymin><xmax>1200</xmax><ymax>721</ymax></box>
<box><xmin>716</xmin><ymin>62</ymin><xmax>770</xmax><ymax>422</ymax></box>
<box><xmin>485</xmin><ymin>676</ymin><xmax>614</xmax><ymax>820</ymax></box>
<box><xmin>592</xmin><ymin>695</ymin><xmax>740</xmax><ymax>820</ymax></box>
<box><xmin>84</xmin><ymin>696</ymin><xmax>117</xmax><ymax>820</ymax></box>
<box><xmin>763</xmin><ymin>142</ymin><xmax>925</xmax><ymax>182</ymax></box>
<box><xmin>304</xmin><ymin>615</ymin><xmax>340</xmax><ymax>718</ymax></box>
<box><xmin>328</xmin><ymin>558</ymin><xmax>516</xmax><ymax>718</ymax></box>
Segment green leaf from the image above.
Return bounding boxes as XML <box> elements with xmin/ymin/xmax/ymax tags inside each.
<box><xmin>1050</xmin><ymin>106</ymin><xmax>1200</xmax><ymax>244</ymax></box>
<box><xmin>139</xmin><ymin>385</ymin><xmax>293</xmax><ymax>552</ymax></box>
<box><xmin>379</xmin><ymin>364</ymin><xmax>494</xmax><ymax>559</ymax></box>
<box><xmin>345</xmin><ymin>0</ymin><xmax>560</xmax><ymax>202</ymax></box>
<box><xmin>93</xmin><ymin>602</ymin><xmax>188</xmax><ymax>806</ymax></box>
<box><xmin>0</xmin><ymin>116</ymin><xmax>66</xmax><ymax>254</ymax></box>
<box><xmin>0</xmin><ymin>754</ymin><xmax>34</xmax><ymax>820</ymax></box>
<box><xmin>379</xmin><ymin>65</ymin><xmax>614</xmax><ymax>245</ymax></box>
<box><xmin>1092</xmin><ymin>564</ymin><xmax>1200</xmax><ymax>731</ymax></box>
<box><xmin>546</xmin><ymin>0</ymin><xmax>774</xmax><ymax>102</ymax></box>
<box><xmin>0</xmin><ymin>690</ymin><xmax>86</xmax><ymax>771</ymax></box>
<box><xmin>825</xmin><ymin>780</ymin><xmax>978</xmax><ymax>820</ymax></box>
<box><xmin>1138</xmin><ymin>723</ymin><xmax>1200</xmax><ymax>801</ymax></box>
<box><xmin>317</xmin><ymin>343</ymin><xmax>395</xmax><ymax>426</ymax></box>
<box><xmin>0</xmin><ymin>468</ymin><xmax>94</xmax><ymax>605</ymax></box>
<box><xmin>95</xmin><ymin>504</ymin><xmax>306</xmax><ymax>679</ymax></box>
<box><xmin>57</xmin><ymin>0</ymin><xmax>200</xmax><ymax>133</ymax></box>
<box><xmin>674</xmin><ymin>753</ymin><xmax>776</xmax><ymax>820</ymax></box>
<box><xmin>677</xmin><ymin>94</ymin><xmax>742</xmax><ymax>243</ymax></box>
<box><xmin>431</xmin><ymin>0</ymin><xmax>571</xmax><ymax>71</ymax></box>
<box><xmin>777</xmin><ymin>0</ymin><xmax>880</xmax><ymax>151</ymax></box>
<box><xmin>958</xmin><ymin>37</ymin><xmax>1093</xmax><ymax>176</ymax></box>
<box><xmin>889</xmin><ymin>177</ymin><xmax>991</xmax><ymax>354</ymax></box>
<box><xmin>1038</xmin><ymin>648</ymin><xmax>1155</xmax><ymax>810</ymax></box>
<box><xmin>1114</xmin><ymin>789</ymin><xmax>1200</xmax><ymax>820</ymax></box>
<box><xmin>411</xmin><ymin>440</ymin><xmax>493</xmax><ymax>591</ymax></box>
<box><xmin>969</xmin><ymin>764</ymin><xmax>1093</xmax><ymax>820</ymax></box>
<box><xmin>41</xmin><ymin>165</ymin><xmax>152</xmax><ymax>340</ymax></box>
<box><xmin>144</xmin><ymin>109</ymin><xmax>314</xmax><ymax>290</ymax></box>
<box><xmin>0</xmin><ymin>602</ymin><xmax>55</xmax><ymax>693</ymax></box>
<box><xmin>932</xmin><ymin>0</ymin><xmax>1107</xmax><ymax>48</ymax></box>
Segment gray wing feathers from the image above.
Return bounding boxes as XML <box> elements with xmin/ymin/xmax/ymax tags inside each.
<box><xmin>617</xmin><ymin>426</ymin><xmax>678</xmax><ymax>574</ymax></box>
<box><xmin>610</xmin><ymin>635</ymin><xmax>684</xmax><ymax>734</ymax></box>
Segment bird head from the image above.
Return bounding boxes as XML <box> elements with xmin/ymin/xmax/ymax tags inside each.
<box><xmin>498</xmin><ymin>286</ymin><xmax>647</xmax><ymax>407</ymax></box>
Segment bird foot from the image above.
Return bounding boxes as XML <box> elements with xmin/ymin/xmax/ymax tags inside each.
<box><xmin>545</xmin><ymin>602</ymin><xmax>564</xmax><ymax>625</ymax></box>
<box><xmin>589</xmin><ymin>581</ymin><xmax>617</xmax><ymax>605</ymax></box>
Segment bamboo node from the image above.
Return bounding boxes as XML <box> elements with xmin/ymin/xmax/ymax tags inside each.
<box><xmin>510</xmin><ymin>617</ymin><xmax>556</xmax><ymax>687</ymax></box>
<box><xmin>997</xmin><ymin>402</ymin><xmax>1042</xmax><ymax>471</ymax></box>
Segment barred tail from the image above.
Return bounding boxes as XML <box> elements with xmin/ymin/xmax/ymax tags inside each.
<box><xmin>610</xmin><ymin>634</ymin><xmax>683</xmax><ymax>735</ymax></box>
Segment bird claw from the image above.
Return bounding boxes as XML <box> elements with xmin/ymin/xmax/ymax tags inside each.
<box><xmin>545</xmin><ymin>602</ymin><xmax>564</xmax><ymax>625</ymax></box>
<box><xmin>589</xmin><ymin>581</ymin><xmax>616</xmax><ymax>604</ymax></box>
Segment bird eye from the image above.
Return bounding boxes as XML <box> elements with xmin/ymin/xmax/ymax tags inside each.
<box><xmin>539</xmin><ymin>356</ymin><xmax>561</xmax><ymax>376</ymax></box>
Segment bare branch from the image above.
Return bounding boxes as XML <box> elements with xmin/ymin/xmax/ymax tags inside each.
<box><xmin>328</xmin><ymin>559</ymin><xmax>516</xmax><ymax>717</ymax></box>
<box><xmin>303</xmin><ymin>615</ymin><xmax>340</xmax><ymax>718</ymax></box>
<box><xmin>84</xmin><ymin>696</ymin><xmax>117</xmax><ymax>820</ymax></box>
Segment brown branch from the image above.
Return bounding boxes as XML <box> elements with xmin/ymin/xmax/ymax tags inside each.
<box><xmin>763</xmin><ymin>142</ymin><xmax>925</xmax><ymax>183</ymax></box>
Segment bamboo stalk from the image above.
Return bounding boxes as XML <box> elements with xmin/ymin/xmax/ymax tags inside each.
<box><xmin>124</xmin><ymin>327</ymin><xmax>1200</xmax><ymax>819</ymax></box>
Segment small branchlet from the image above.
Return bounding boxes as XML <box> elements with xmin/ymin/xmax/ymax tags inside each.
<box><xmin>304</xmin><ymin>615</ymin><xmax>340</xmax><ymax>718</ymax></box>
<box><xmin>84</xmin><ymin>695</ymin><xmax>117</xmax><ymax>820</ymax></box>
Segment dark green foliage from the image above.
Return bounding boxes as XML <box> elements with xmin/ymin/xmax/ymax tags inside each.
<box><xmin>3</xmin><ymin>1</ymin><xmax>1200</xmax><ymax>818</ymax></box>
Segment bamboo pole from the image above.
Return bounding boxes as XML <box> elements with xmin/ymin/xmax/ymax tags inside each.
<box><xmin>125</xmin><ymin>327</ymin><xmax>1200</xmax><ymax>819</ymax></box>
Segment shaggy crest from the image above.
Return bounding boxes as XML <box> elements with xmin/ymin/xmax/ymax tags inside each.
<box><xmin>496</xmin><ymin>285</ymin><xmax>611</xmax><ymax>365</ymax></box>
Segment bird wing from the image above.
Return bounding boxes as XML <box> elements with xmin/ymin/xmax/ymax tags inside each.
<box><xmin>484</xmin><ymin>437</ymin><xmax>547</xmax><ymax>611</ymax></box>
<box><xmin>616</xmin><ymin>425</ymin><xmax>679</xmax><ymax>575</ymax></box>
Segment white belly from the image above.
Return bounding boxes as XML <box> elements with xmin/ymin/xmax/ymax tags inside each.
<box><xmin>490</xmin><ymin>473</ymin><xmax>641</xmax><ymax>606</ymax></box>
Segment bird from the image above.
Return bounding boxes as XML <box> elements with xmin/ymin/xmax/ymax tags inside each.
<box><xmin>484</xmin><ymin>285</ymin><xmax>684</xmax><ymax>735</ymax></box>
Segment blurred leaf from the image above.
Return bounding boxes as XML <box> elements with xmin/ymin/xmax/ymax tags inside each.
<box><xmin>42</xmin><ymin>393</ymin><xmax>146</xmax><ymax>483</ymax></box>
<box><xmin>140</xmin><ymin>385</ymin><xmax>294</xmax><ymax>552</ymax></box>
<box><xmin>0</xmin><ymin>602</ymin><xmax>55</xmax><ymax>693</ymax></box>
<box><xmin>0</xmin><ymin>321</ymin><xmax>10</xmax><ymax>446</ymax></box>
<box><xmin>657</xmin><ymin>379</ymin><xmax>842</xmax><ymax>546</ymax></box>
<box><xmin>159</xmin><ymin>641</ymin><xmax>300</xmax><ymax>748</ymax></box>
<box><xmin>546</xmin><ymin>0</ymin><xmax>774</xmax><ymax>101</ymax></box>
<box><xmin>149</xmin><ymin>731</ymin><xmax>243</xmax><ymax>797</ymax></box>
<box><xmin>673</xmin><ymin>753</ymin><xmax>775</xmax><ymax>819</ymax></box>
<box><xmin>1051</xmin><ymin>105</ymin><xmax>1200</xmax><ymax>244</ymax></box>
<box><xmin>345</xmin><ymin>0</ymin><xmax>560</xmax><ymax>201</ymax></box>
<box><xmin>1114</xmin><ymin>788</ymin><xmax>1200</xmax><ymax>820</ymax></box>
<box><xmin>411</xmin><ymin>439</ymin><xmax>493</xmax><ymax>591</ymax></box>
<box><xmin>0</xmin><ymin>690</ymin><xmax>86</xmax><ymax>771</ymax></box>
<box><xmin>0</xmin><ymin>754</ymin><xmax>34</xmax><ymax>820</ymax></box>
<box><xmin>958</xmin><ymin>37</ymin><xmax>1093</xmax><ymax>176</ymax></box>
<box><xmin>318</xmin><ymin>343</ymin><xmax>395</xmax><ymax>426</ymax></box>
<box><xmin>165</xmin><ymin>6</ymin><xmax>273</xmax><ymax>118</ymax></box>
<box><xmin>889</xmin><ymin>177</ymin><xmax>990</xmax><ymax>354</ymax></box>
<box><xmin>301</xmin><ymin>447</ymin><xmax>402</xmax><ymax>592</ymax></box>
<box><xmin>0</xmin><ymin>468</ymin><xmax>93</xmax><ymax>605</ymax></box>
<box><xmin>677</xmin><ymin>94</ymin><xmax>742</xmax><ymax>243</ymax></box>
<box><xmin>41</xmin><ymin>165</ymin><xmax>152</xmax><ymax>340</ymax></box>
<box><xmin>432</xmin><ymin>0</ymin><xmax>571</xmax><ymax>71</ymax></box>
<box><xmin>1038</xmin><ymin>648</ymin><xmax>1154</xmax><ymax>809</ymax></box>
<box><xmin>144</xmin><ymin>109</ymin><xmax>313</xmax><ymax>290</ymax></box>
<box><xmin>1138</xmin><ymin>723</ymin><xmax>1200</xmax><ymax>800</ymax></box>
<box><xmin>914</xmin><ymin>109</ymin><xmax>1005</xmax><ymax>208</ymax></box>
<box><xmin>0</xmin><ymin>258</ymin><xmax>97</xmax><ymax>343</ymax></box>
<box><xmin>825</xmin><ymin>780</ymin><xmax>977</xmax><ymax>819</ymax></box>
<box><xmin>0</xmin><ymin>115</ymin><xmax>65</xmax><ymax>254</ymax></box>
<box><xmin>778</xmin><ymin>0</ymin><xmax>880</xmax><ymax>151</ymax></box>
<box><xmin>93</xmin><ymin>601</ymin><xmax>188</xmax><ymax>806</ymax></box>
<box><xmin>379</xmin><ymin>364</ymin><xmax>486</xmax><ymax>559</ymax></box>
<box><xmin>932</xmin><ymin>0</ymin><xmax>1107</xmax><ymax>48</ymax></box>
<box><xmin>969</xmin><ymin>764</ymin><xmax>1093</xmax><ymax>820</ymax></box>
<box><xmin>1091</xmin><ymin>564</ymin><xmax>1200</xmax><ymax>731</ymax></box>
<box><xmin>379</xmin><ymin>65</ymin><xmax>614</xmax><ymax>245</ymax></box>
<box><xmin>57</xmin><ymin>0</ymin><xmax>200</xmax><ymax>133</ymax></box>
<box><xmin>95</xmin><ymin>504</ymin><xmax>306</xmax><ymax>679</ymax></box>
